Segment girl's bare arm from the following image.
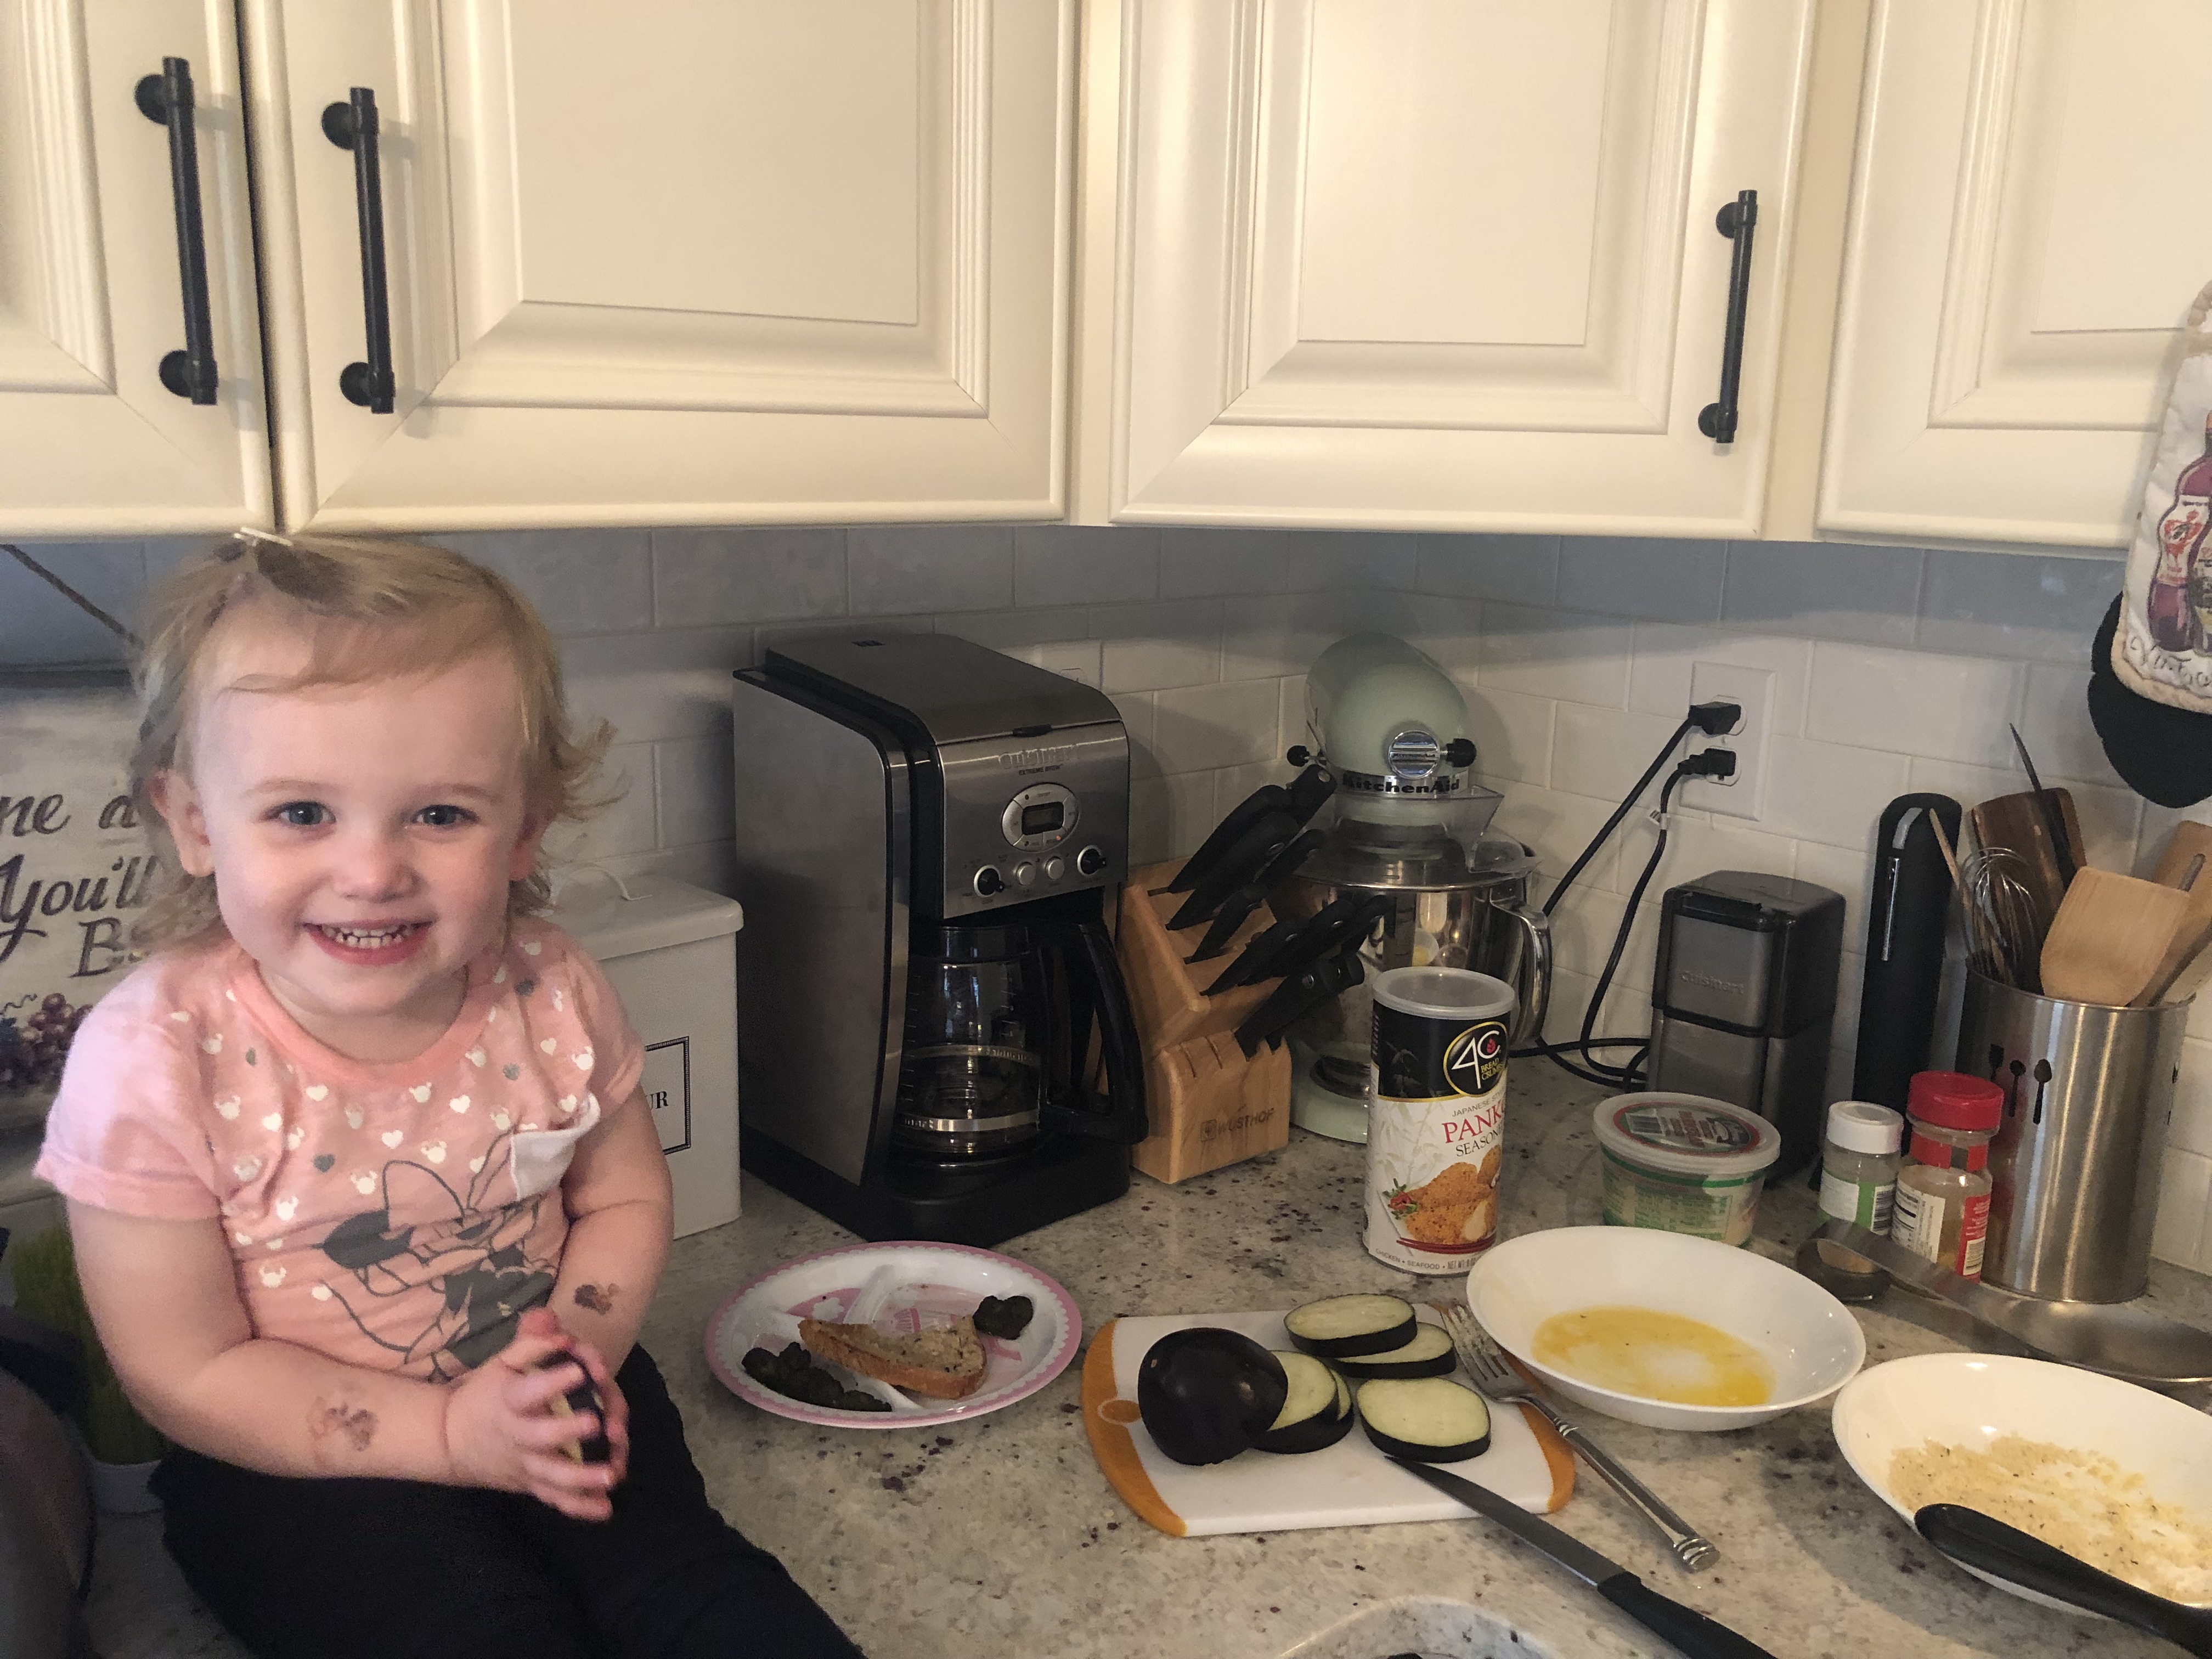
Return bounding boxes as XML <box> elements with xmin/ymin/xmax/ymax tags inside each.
<box><xmin>66</xmin><ymin>1200</ymin><xmax>611</xmax><ymax>1511</ymax></box>
<box><xmin>546</xmin><ymin>1088</ymin><xmax>674</xmax><ymax>1370</ymax></box>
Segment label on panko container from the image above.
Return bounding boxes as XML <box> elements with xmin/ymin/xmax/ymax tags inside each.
<box><xmin>1365</xmin><ymin>1002</ymin><xmax>1509</xmax><ymax>1274</ymax></box>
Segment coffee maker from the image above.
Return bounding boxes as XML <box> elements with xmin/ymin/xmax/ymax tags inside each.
<box><xmin>729</xmin><ymin>634</ymin><xmax>1147</xmax><ymax>1244</ymax></box>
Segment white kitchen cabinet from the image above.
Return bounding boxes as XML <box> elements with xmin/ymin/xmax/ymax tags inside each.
<box><xmin>242</xmin><ymin>1</ymin><xmax>1074</xmax><ymax>531</ymax></box>
<box><xmin>1077</xmin><ymin>0</ymin><xmax>1819</xmax><ymax>536</ymax></box>
<box><xmin>0</xmin><ymin>0</ymin><xmax>270</xmax><ymax>537</ymax></box>
<box><xmin>1820</xmin><ymin>0</ymin><xmax>2212</xmax><ymax>549</ymax></box>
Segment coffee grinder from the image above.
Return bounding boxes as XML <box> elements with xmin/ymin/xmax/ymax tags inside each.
<box><xmin>729</xmin><ymin>634</ymin><xmax>1147</xmax><ymax>1245</ymax></box>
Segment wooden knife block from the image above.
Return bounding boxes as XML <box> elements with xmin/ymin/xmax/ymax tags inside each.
<box><xmin>1118</xmin><ymin>862</ymin><xmax>1293</xmax><ymax>1183</ymax></box>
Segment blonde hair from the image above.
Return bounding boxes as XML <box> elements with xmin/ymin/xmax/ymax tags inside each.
<box><xmin>129</xmin><ymin>531</ymin><xmax>613</xmax><ymax>949</ymax></box>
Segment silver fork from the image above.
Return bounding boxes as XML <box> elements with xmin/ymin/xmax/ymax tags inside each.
<box><xmin>1436</xmin><ymin>1301</ymin><xmax>1720</xmax><ymax>1572</ymax></box>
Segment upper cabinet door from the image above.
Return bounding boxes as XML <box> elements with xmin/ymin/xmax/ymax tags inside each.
<box><xmin>0</xmin><ymin>0</ymin><xmax>270</xmax><ymax>536</ymax></box>
<box><xmin>1821</xmin><ymin>0</ymin><xmax>2212</xmax><ymax>548</ymax></box>
<box><xmin>1094</xmin><ymin>0</ymin><xmax>1816</xmax><ymax>535</ymax></box>
<box><xmin>246</xmin><ymin>1</ymin><xmax>1073</xmax><ymax>531</ymax></box>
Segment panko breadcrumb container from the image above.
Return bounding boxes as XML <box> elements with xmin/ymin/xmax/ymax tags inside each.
<box><xmin>1595</xmin><ymin>1092</ymin><xmax>1780</xmax><ymax>1245</ymax></box>
<box><xmin>1364</xmin><ymin>968</ymin><xmax>1515</xmax><ymax>1274</ymax></box>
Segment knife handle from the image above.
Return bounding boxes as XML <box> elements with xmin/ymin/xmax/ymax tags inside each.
<box><xmin>1597</xmin><ymin>1574</ymin><xmax>1779</xmax><ymax>1659</ymax></box>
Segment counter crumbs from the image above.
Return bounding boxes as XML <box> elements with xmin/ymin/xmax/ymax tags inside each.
<box><xmin>1889</xmin><ymin>1435</ymin><xmax>2212</xmax><ymax>1604</ymax></box>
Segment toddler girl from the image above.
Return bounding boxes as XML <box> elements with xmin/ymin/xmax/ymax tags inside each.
<box><xmin>35</xmin><ymin>532</ymin><xmax>865</xmax><ymax>1659</ymax></box>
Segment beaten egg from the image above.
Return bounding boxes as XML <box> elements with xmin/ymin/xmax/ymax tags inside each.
<box><xmin>1531</xmin><ymin>1306</ymin><xmax>1774</xmax><ymax>1408</ymax></box>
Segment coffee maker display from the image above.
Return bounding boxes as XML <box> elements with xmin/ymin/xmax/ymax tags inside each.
<box><xmin>730</xmin><ymin>634</ymin><xmax>1146</xmax><ymax>1244</ymax></box>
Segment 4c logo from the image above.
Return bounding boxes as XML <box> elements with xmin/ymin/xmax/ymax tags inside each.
<box><xmin>1443</xmin><ymin>1020</ymin><xmax>1507</xmax><ymax>1097</ymax></box>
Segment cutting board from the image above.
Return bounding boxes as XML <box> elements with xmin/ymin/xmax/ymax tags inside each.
<box><xmin>1082</xmin><ymin>1307</ymin><xmax>1574</xmax><ymax>1537</ymax></box>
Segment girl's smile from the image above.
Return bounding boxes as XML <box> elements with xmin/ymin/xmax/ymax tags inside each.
<box><xmin>153</xmin><ymin>623</ymin><xmax>548</xmax><ymax>1063</ymax></box>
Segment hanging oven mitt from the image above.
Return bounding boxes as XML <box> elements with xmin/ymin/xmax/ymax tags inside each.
<box><xmin>2093</xmin><ymin>274</ymin><xmax>2212</xmax><ymax>806</ymax></box>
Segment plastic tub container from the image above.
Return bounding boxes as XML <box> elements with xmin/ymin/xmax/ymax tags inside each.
<box><xmin>1594</xmin><ymin>1092</ymin><xmax>1781</xmax><ymax>1246</ymax></box>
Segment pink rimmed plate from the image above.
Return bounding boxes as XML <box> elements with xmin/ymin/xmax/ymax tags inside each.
<box><xmin>704</xmin><ymin>1240</ymin><xmax>1081</xmax><ymax>1430</ymax></box>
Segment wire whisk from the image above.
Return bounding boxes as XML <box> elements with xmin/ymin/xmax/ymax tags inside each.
<box><xmin>1960</xmin><ymin>845</ymin><xmax>2042</xmax><ymax>991</ymax></box>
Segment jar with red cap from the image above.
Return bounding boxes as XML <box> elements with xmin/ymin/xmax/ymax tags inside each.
<box><xmin>1891</xmin><ymin>1071</ymin><xmax>2005</xmax><ymax>1280</ymax></box>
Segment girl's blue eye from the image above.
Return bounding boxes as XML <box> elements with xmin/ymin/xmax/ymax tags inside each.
<box><xmin>276</xmin><ymin>802</ymin><xmax>328</xmax><ymax>827</ymax></box>
<box><xmin>417</xmin><ymin>804</ymin><xmax>471</xmax><ymax>828</ymax></box>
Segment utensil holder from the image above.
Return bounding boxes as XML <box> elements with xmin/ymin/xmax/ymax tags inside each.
<box><xmin>1955</xmin><ymin>970</ymin><xmax>2188</xmax><ymax>1302</ymax></box>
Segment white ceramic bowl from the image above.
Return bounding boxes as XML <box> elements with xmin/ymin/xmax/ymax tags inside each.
<box><xmin>1832</xmin><ymin>1352</ymin><xmax>2212</xmax><ymax>1613</ymax></box>
<box><xmin>1466</xmin><ymin>1226</ymin><xmax>1866</xmax><ymax>1431</ymax></box>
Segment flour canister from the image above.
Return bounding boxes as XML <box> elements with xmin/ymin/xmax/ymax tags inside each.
<box><xmin>1364</xmin><ymin>967</ymin><xmax>1515</xmax><ymax>1273</ymax></box>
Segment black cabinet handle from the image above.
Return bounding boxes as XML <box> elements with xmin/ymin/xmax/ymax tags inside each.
<box><xmin>1696</xmin><ymin>189</ymin><xmax>1758</xmax><ymax>445</ymax></box>
<box><xmin>134</xmin><ymin>58</ymin><xmax>218</xmax><ymax>404</ymax></box>
<box><xmin>321</xmin><ymin>87</ymin><xmax>395</xmax><ymax>414</ymax></box>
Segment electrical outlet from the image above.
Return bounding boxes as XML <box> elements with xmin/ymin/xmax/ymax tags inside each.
<box><xmin>1685</xmin><ymin>661</ymin><xmax>1772</xmax><ymax>820</ymax></box>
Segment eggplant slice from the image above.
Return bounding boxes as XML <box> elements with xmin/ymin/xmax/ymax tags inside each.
<box><xmin>1357</xmin><ymin>1376</ymin><xmax>1492</xmax><ymax>1463</ymax></box>
<box><xmin>1284</xmin><ymin>1294</ymin><xmax>1418</xmax><ymax>1359</ymax></box>
<box><xmin>1251</xmin><ymin>1351</ymin><xmax>1353</xmax><ymax>1454</ymax></box>
<box><xmin>1331</xmin><ymin>1323</ymin><xmax>1458</xmax><ymax>1380</ymax></box>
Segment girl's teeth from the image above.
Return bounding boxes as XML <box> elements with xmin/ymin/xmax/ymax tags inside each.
<box><xmin>323</xmin><ymin>924</ymin><xmax>410</xmax><ymax>949</ymax></box>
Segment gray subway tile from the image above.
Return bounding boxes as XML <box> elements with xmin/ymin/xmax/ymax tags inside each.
<box><xmin>1721</xmin><ymin>540</ymin><xmax>1921</xmax><ymax>646</ymax></box>
<box><xmin>847</xmin><ymin>525</ymin><xmax>1013</xmax><ymax>615</ymax></box>
<box><xmin>1917</xmin><ymin>548</ymin><xmax>2123</xmax><ymax>663</ymax></box>
<box><xmin>1555</xmin><ymin>537</ymin><xmax>1726</xmax><ymax>624</ymax></box>
<box><xmin>651</xmin><ymin>527</ymin><xmax>847</xmax><ymax>627</ymax></box>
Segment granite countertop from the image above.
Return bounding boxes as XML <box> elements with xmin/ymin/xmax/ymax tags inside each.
<box><xmin>86</xmin><ymin>1059</ymin><xmax>2212</xmax><ymax>1659</ymax></box>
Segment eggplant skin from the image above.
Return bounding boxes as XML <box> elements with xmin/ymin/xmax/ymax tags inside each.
<box><xmin>1251</xmin><ymin>1399</ymin><xmax>1355</xmax><ymax>1454</ymax></box>
<box><xmin>1359</xmin><ymin>1417</ymin><xmax>1491</xmax><ymax>1464</ymax></box>
<box><xmin>1137</xmin><ymin>1328</ymin><xmax>1289</xmax><ymax>1466</ymax></box>
<box><xmin>1283</xmin><ymin>1296</ymin><xmax>1419</xmax><ymax>1359</ymax></box>
<box><xmin>1331</xmin><ymin>1330</ymin><xmax>1459</xmax><ymax>1380</ymax></box>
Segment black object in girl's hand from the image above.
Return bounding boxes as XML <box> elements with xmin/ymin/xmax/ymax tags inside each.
<box><xmin>538</xmin><ymin>1353</ymin><xmax>612</xmax><ymax>1463</ymax></box>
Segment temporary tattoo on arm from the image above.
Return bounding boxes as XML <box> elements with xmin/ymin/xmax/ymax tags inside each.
<box><xmin>308</xmin><ymin>1399</ymin><xmax>378</xmax><ymax>1453</ymax></box>
<box><xmin>572</xmin><ymin>1283</ymin><xmax>617</xmax><ymax>1315</ymax></box>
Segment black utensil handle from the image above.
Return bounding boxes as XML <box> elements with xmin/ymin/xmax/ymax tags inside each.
<box><xmin>322</xmin><ymin>87</ymin><xmax>396</xmax><ymax>414</ymax></box>
<box><xmin>1695</xmin><ymin>189</ymin><xmax>1758</xmax><ymax>444</ymax></box>
<box><xmin>1917</xmin><ymin>1505</ymin><xmax>2212</xmax><ymax>1654</ymax></box>
<box><xmin>135</xmin><ymin>58</ymin><xmax>218</xmax><ymax>404</ymax></box>
<box><xmin>1598</xmin><ymin>1573</ymin><xmax>1779</xmax><ymax>1659</ymax></box>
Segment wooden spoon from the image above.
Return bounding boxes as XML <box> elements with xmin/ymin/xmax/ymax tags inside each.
<box><xmin>2135</xmin><ymin>822</ymin><xmax>2212</xmax><ymax>1006</ymax></box>
<box><xmin>2040</xmin><ymin>867</ymin><xmax>2193</xmax><ymax>1007</ymax></box>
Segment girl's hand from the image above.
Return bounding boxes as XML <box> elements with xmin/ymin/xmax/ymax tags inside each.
<box><xmin>439</xmin><ymin>1306</ymin><xmax>631</xmax><ymax>1519</ymax></box>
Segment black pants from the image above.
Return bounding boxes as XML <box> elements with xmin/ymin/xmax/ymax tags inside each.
<box><xmin>151</xmin><ymin>1346</ymin><xmax>865</xmax><ymax>1659</ymax></box>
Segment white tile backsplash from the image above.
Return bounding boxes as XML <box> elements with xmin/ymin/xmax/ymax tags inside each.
<box><xmin>11</xmin><ymin>523</ymin><xmax>2203</xmax><ymax>1275</ymax></box>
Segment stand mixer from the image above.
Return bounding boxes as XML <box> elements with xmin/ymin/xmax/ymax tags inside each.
<box><xmin>1271</xmin><ymin>635</ymin><xmax>1552</xmax><ymax>1142</ymax></box>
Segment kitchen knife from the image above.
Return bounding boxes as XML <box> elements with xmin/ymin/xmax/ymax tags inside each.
<box><xmin>1234</xmin><ymin>942</ymin><xmax>1364</xmax><ymax>1056</ymax></box>
<box><xmin>1215</xmin><ymin>890</ymin><xmax>1392</xmax><ymax>994</ymax></box>
<box><xmin>2008</xmin><ymin>724</ymin><xmax>2077</xmax><ymax>887</ymax></box>
<box><xmin>1183</xmin><ymin>828</ymin><xmax>1328</xmax><ymax>964</ymax></box>
<box><xmin>1914</xmin><ymin>1504</ymin><xmax>2212</xmax><ymax>1655</ymax></box>
<box><xmin>1388</xmin><ymin>1459</ymin><xmax>1779</xmax><ymax>1659</ymax></box>
<box><xmin>1204</xmin><ymin>915</ymin><xmax>1300</xmax><ymax>995</ymax></box>
<box><xmin>1166</xmin><ymin>810</ymin><xmax>1298</xmax><ymax>930</ymax></box>
<box><xmin>1813</xmin><ymin>1218</ymin><xmax>2212</xmax><ymax>1386</ymax></box>
<box><xmin>1156</xmin><ymin>764</ymin><xmax>1336</xmax><ymax>896</ymax></box>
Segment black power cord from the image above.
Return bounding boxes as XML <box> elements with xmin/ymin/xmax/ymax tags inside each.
<box><xmin>1511</xmin><ymin>701</ymin><xmax>1741</xmax><ymax>1088</ymax></box>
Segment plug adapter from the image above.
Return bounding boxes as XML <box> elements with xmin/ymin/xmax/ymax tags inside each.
<box><xmin>1689</xmin><ymin>698</ymin><xmax>1742</xmax><ymax>737</ymax></box>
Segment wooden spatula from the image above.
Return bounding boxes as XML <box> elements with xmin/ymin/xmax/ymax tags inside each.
<box><xmin>2136</xmin><ymin>822</ymin><xmax>2212</xmax><ymax>1006</ymax></box>
<box><xmin>2040</xmin><ymin>867</ymin><xmax>2193</xmax><ymax>1007</ymax></box>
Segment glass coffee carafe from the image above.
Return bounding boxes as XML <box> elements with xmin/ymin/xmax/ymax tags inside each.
<box><xmin>895</xmin><ymin>924</ymin><xmax>1051</xmax><ymax>1159</ymax></box>
<box><xmin>893</xmin><ymin>911</ymin><xmax>1148</xmax><ymax>1163</ymax></box>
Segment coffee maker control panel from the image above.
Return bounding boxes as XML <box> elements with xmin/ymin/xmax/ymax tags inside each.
<box><xmin>940</xmin><ymin>725</ymin><xmax>1127</xmax><ymax>918</ymax></box>
<box><xmin>1001</xmin><ymin>782</ymin><xmax>1079</xmax><ymax>851</ymax></box>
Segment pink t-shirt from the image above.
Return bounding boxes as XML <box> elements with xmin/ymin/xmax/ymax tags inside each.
<box><xmin>35</xmin><ymin>917</ymin><xmax>644</xmax><ymax>1382</ymax></box>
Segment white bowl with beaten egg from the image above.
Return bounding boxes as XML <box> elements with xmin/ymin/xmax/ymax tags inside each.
<box><xmin>1466</xmin><ymin>1226</ymin><xmax>1866</xmax><ymax>1431</ymax></box>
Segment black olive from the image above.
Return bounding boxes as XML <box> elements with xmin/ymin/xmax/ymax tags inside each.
<box><xmin>973</xmin><ymin>1295</ymin><xmax>1035</xmax><ymax>1340</ymax></box>
<box><xmin>835</xmin><ymin>1389</ymin><xmax>891</xmax><ymax>1413</ymax></box>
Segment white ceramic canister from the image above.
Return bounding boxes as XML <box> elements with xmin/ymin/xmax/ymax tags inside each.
<box><xmin>1364</xmin><ymin>967</ymin><xmax>1516</xmax><ymax>1274</ymax></box>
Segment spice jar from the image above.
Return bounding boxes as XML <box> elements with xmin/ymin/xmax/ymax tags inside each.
<box><xmin>1818</xmin><ymin>1101</ymin><xmax>1905</xmax><ymax>1233</ymax></box>
<box><xmin>1892</xmin><ymin>1071</ymin><xmax>2003</xmax><ymax>1279</ymax></box>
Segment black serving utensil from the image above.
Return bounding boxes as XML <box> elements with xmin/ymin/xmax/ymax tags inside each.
<box><xmin>1915</xmin><ymin>1504</ymin><xmax>2212</xmax><ymax>1656</ymax></box>
<box><xmin>2008</xmin><ymin>723</ymin><xmax>2077</xmax><ymax>888</ymax></box>
<box><xmin>1183</xmin><ymin>828</ymin><xmax>1328</xmax><ymax>964</ymax></box>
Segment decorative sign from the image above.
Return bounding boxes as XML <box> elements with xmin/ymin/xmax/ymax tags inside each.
<box><xmin>0</xmin><ymin>671</ymin><xmax>154</xmax><ymax>1130</ymax></box>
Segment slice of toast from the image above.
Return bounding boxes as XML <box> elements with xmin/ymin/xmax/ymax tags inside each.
<box><xmin>798</xmin><ymin>1314</ymin><xmax>987</xmax><ymax>1401</ymax></box>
